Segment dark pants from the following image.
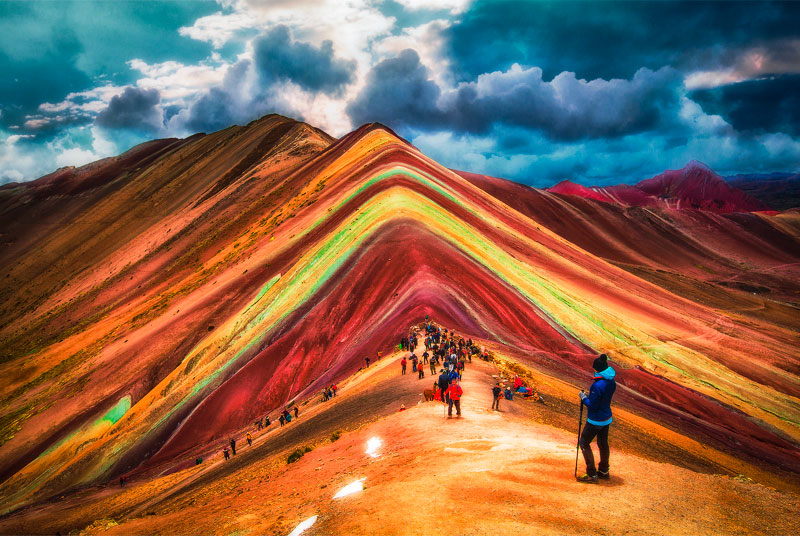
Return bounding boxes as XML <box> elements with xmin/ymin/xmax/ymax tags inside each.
<box><xmin>492</xmin><ymin>397</ymin><xmax>500</xmax><ymax>410</ymax></box>
<box><xmin>401</xmin><ymin>365</ymin><xmax>406</xmax><ymax>375</ymax></box>
<box><xmin>448</xmin><ymin>398</ymin><xmax>461</xmax><ymax>416</ymax></box>
<box><xmin>580</xmin><ymin>423</ymin><xmax>610</xmax><ymax>476</ymax></box>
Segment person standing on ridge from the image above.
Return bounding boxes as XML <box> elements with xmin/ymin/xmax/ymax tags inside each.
<box><xmin>230</xmin><ymin>437</ymin><xmax>237</xmax><ymax>455</ymax></box>
<box><xmin>577</xmin><ymin>353</ymin><xmax>617</xmax><ymax>483</ymax></box>
<box><xmin>246</xmin><ymin>432</ymin><xmax>252</xmax><ymax>447</ymax></box>
<box><xmin>444</xmin><ymin>378</ymin><xmax>463</xmax><ymax>418</ymax></box>
<box><xmin>365</xmin><ymin>356</ymin><xmax>370</xmax><ymax>368</ymax></box>
<box><xmin>401</xmin><ymin>356</ymin><xmax>407</xmax><ymax>375</ymax></box>
<box><xmin>491</xmin><ymin>382</ymin><xmax>502</xmax><ymax>411</ymax></box>
<box><xmin>294</xmin><ymin>406</ymin><xmax>299</xmax><ymax>419</ymax></box>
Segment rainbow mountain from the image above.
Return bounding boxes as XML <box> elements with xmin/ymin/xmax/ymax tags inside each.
<box><xmin>0</xmin><ymin>115</ymin><xmax>799</xmax><ymax>517</ymax></box>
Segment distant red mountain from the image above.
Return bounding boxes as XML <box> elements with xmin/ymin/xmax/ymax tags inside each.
<box><xmin>726</xmin><ymin>172</ymin><xmax>800</xmax><ymax>211</ymax></box>
<box><xmin>549</xmin><ymin>161</ymin><xmax>772</xmax><ymax>213</ymax></box>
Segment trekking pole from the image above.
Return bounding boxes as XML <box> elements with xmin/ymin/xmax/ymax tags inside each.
<box><xmin>574</xmin><ymin>396</ymin><xmax>584</xmax><ymax>478</ymax></box>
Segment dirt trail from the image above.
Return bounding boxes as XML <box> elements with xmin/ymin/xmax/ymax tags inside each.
<box><xmin>2</xmin><ymin>355</ymin><xmax>797</xmax><ymax>535</ymax></box>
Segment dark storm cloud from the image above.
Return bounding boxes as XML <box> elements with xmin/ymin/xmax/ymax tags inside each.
<box><xmin>346</xmin><ymin>49</ymin><xmax>443</xmax><ymax>129</ymax></box>
<box><xmin>444</xmin><ymin>1</ymin><xmax>800</xmax><ymax>81</ymax></box>
<box><xmin>253</xmin><ymin>25</ymin><xmax>356</xmax><ymax>95</ymax></box>
<box><xmin>181</xmin><ymin>60</ymin><xmax>253</xmax><ymax>133</ymax></box>
<box><xmin>96</xmin><ymin>87</ymin><xmax>162</xmax><ymax>132</ymax></box>
<box><xmin>0</xmin><ymin>1</ymin><xmax>217</xmax><ymax>133</ymax></box>
<box><xmin>689</xmin><ymin>75</ymin><xmax>800</xmax><ymax>137</ymax></box>
<box><xmin>348</xmin><ymin>50</ymin><xmax>684</xmax><ymax>141</ymax></box>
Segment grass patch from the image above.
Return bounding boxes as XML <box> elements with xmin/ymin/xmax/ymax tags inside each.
<box><xmin>330</xmin><ymin>430</ymin><xmax>343</xmax><ymax>442</ymax></box>
<box><xmin>287</xmin><ymin>445</ymin><xmax>313</xmax><ymax>464</ymax></box>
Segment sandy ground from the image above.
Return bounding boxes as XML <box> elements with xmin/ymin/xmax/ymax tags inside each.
<box><xmin>1</xmin><ymin>352</ymin><xmax>796</xmax><ymax>536</ymax></box>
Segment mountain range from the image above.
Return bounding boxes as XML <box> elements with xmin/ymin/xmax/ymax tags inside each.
<box><xmin>0</xmin><ymin>115</ymin><xmax>798</xmax><ymax>533</ymax></box>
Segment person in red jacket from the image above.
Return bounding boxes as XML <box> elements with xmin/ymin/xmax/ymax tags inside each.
<box><xmin>444</xmin><ymin>379</ymin><xmax>463</xmax><ymax>417</ymax></box>
<box><xmin>401</xmin><ymin>357</ymin><xmax>407</xmax><ymax>375</ymax></box>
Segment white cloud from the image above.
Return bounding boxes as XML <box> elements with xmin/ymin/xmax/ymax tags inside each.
<box><xmin>685</xmin><ymin>39</ymin><xmax>800</xmax><ymax>89</ymax></box>
<box><xmin>54</xmin><ymin>147</ymin><xmax>100</xmax><ymax>168</ymax></box>
<box><xmin>128</xmin><ymin>58</ymin><xmax>229</xmax><ymax>103</ymax></box>
<box><xmin>393</xmin><ymin>0</ymin><xmax>472</xmax><ymax>14</ymax></box>
<box><xmin>179</xmin><ymin>10</ymin><xmax>257</xmax><ymax>48</ymax></box>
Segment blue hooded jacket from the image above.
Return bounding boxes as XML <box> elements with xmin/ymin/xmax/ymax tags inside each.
<box><xmin>582</xmin><ymin>367</ymin><xmax>616</xmax><ymax>426</ymax></box>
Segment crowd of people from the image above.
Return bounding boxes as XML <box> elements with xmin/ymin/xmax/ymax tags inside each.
<box><xmin>214</xmin><ymin>318</ymin><xmax>612</xmax><ymax>487</ymax></box>
<box><xmin>397</xmin><ymin>321</ymin><xmax>482</xmax><ymax>418</ymax></box>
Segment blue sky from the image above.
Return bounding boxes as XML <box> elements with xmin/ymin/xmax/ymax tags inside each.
<box><xmin>1</xmin><ymin>0</ymin><xmax>799</xmax><ymax>186</ymax></box>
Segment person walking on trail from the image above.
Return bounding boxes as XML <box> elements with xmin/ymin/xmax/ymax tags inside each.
<box><xmin>365</xmin><ymin>356</ymin><xmax>370</xmax><ymax>368</ymax></box>
<box><xmin>491</xmin><ymin>382</ymin><xmax>502</xmax><ymax>410</ymax></box>
<box><xmin>246</xmin><ymin>432</ymin><xmax>252</xmax><ymax>447</ymax></box>
<box><xmin>445</xmin><ymin>379</ymin><xmax>463</xmax><ymax>417</ymax></box>
<box><xmin>293</xmin><ymin>406</ymin><xmax>299</xmax><ymax>419</ymax></box>
<box><xmin>418</xmin><ymin>363</ymin><xmax>425</xmax><ymax>379</ymax></box>
<box><xmin>230</xmin><ymin>438</ymin><xmax>237</xmax><ymax>455</ymax></box>
<box><xmin>577</xmin><ymin>353</ymin><xmax>617</xmax><ymax>483</ymax></box>
<box><xmin>401</xmin><ymin>357</ymin><xmax>407</xmax><ymax>375</ymax></box>
<box><xmin>223</xmin><ymin>446</ymin><xmax>230</xmax><ymax>460</ymax></box>
<box><xmin>279</xmin><ymin>414</ymin><xmax>285</xmax><ymax>426</ymax></box>
<box><xmin>429</xmin><ymin>356</ymin><xmax>437</xmax><ymax>376</ymax></box>
<box><xmin>265</xmin><ymin>415</ymin><xmax>271</xmax><ymax>427</ymax></box>
<box><xmin>438</xmin><ymin>369</ymin><xmax>450</xmax><ymax>404</ymax></box>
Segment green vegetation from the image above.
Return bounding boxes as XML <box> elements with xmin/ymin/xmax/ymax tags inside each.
<box><xmin>287</xmin><ymin>445</ymin><xmax>313</xmax><ymax>464</ymax></box>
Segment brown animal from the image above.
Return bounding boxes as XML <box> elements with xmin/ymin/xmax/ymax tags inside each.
<box><xmin>423</xmin><ymin>389</ymin><xmax>434</xmax><ymax>401</ymax></box>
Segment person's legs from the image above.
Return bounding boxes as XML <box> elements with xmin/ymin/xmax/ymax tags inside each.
<box><xmin>448</xmin><ymin>398</ymin><xmax>454</xmax><ymax>416</ymax></box>
<box><xmin>579</xmin><ymin>423</ymin><xmax>600</xmax><ymax>476</ymax></box>
<box><xmin>597</xmin><ymin>425</ymin><xmax>610</xmax><ymax>475</ymax></box>
<box><xmin>454</xmin><ymin>399</ymin><xmax>461</xmax><ymax>416</ymax></box>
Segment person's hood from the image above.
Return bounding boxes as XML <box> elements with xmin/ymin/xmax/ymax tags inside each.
<box><xmin>593</xmin><ymin>366</ymin><xmax>616</xmax><ymax>381</ymax></box>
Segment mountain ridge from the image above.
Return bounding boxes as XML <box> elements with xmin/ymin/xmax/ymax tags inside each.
<box><xmin>0</xmin><ymin>115</ymin><xmax>798</xmax><ymax>516</ymax></box>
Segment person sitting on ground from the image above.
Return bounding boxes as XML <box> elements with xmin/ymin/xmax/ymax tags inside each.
<box><xmin>577</xmin><ymin>353</ymin><xmax>617</xmax><ymax>484</ymax></box>
<box><xmin>444</xmin><ymin>378</ymin><xmax>463</xmax><ymax>418</ymax></box>
<box><xmin>433</xmin><ymin>384</ymin><xmax>442</xmax><ymax>402</ymax></box>
<box><xmin>514</xmin><ymin>376</ymin><xmax>523</xmax><ymax>391</ymax></box>
<box><xmin>491</xmin><ymin>382</ymin><xmax>502</xmax><ymax>411</ymax></box>
<box><xmin>504</xmin><ymin>387</ymin><xmax>513</xmax><ymax>400</ymax></box>
<box><xmin>399</xmin><ymin>404</ymin><xmax>406</xmax><ymax>412</ymax></box>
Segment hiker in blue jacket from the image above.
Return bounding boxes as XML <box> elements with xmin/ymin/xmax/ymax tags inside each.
<box><xmin>577</xmin><ymin>353</ymin><xmax>616</xmax><ymax>483</ymax></box>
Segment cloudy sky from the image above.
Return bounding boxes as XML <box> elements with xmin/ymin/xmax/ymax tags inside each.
<box><xmin>1</xmin><ymin>0</ymin><xmax>799</xmax><ymax>187</ymax></box>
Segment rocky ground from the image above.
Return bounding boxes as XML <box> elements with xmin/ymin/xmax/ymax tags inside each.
<box><xmin>1</xmin><ymin>349</ymin><xmax>796</xmax><ymax>536</ymax></box>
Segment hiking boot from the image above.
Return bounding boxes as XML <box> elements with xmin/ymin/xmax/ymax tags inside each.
<box><xmin>576</xmin><ymin>473</ymin><xmax>598</xmax><ymax>484</ymax></box>
<box><xmin>597</xmin><ymin>470</ymin><xmax>610</xmax><ymax>480</ymax></box>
